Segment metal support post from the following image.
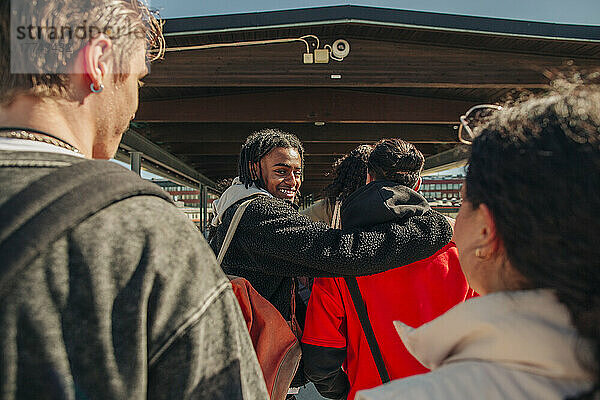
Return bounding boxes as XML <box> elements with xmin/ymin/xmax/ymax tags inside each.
<box><xmin>130</xmin><ymin>152</ymin><xmax>142</xmax><ymax>176</ymax></box>
<box><xmin>198</xmin><ymin>184</ymin><xmax>204</xmax><ymax>232</ymax></box>
<box><xmin>202</xmin><ymin>186</ymin><xmax>209</xmax><ymax>234</ymax></box>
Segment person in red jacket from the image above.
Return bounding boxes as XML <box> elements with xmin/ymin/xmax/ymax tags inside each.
<box><xmin>301</xmin><ymin>138</ymin><xmax>475</xmax><ymax>400</ymax></box>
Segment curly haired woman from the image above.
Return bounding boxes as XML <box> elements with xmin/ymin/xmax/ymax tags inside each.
<box><xmin>356</xmin><ymin>78</ymin><xmax>600</xmax><ymax>400</ymax></box>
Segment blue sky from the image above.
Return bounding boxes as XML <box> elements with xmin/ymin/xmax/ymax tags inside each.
<box><xmin>150</xmin><ymin>0</ymin><xmax>600</xmax><ymax>25</ymax></box>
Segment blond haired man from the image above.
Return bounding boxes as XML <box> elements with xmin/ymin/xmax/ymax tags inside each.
<box><xmin>0</xmin><ymin>1</ymin><xmax>267</xmax><ymax>398</ymax></box>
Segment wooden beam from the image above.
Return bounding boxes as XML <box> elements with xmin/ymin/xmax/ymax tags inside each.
<box><xmin>137</xmin><ymin>122</ymin><xmax>459</xmax><ymax>143</ymax></box>
<box><xmin>136</xmin><ymin>89</ymin><xmax>475</xmax><ymax>123</ymax></box>
<box><xmin>143</xmin><ymin>38</ymin><xmax>599</xmax><ymax>88</ymax></box>
<box><xmin>165</xmin><ymin>141</ymin><xmax>444</xmax><ymax>155</ymax></box>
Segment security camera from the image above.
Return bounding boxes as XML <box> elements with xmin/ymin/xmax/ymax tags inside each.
<box><xmin>331</xmin><ymin>39</ymin><xmax>350</xmax><ymax>59</ymax></box>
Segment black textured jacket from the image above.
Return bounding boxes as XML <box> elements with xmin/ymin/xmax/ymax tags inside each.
<box><xmin>209</xmin><ymin>191</ymin><xmax>452</xmax><ymax>321</ymax></box>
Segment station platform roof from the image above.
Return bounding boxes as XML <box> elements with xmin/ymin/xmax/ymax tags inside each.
<box><xmin>124</xmin><ymin>5</ymin><xmax>600</xmax><ymax>193</ymax></box>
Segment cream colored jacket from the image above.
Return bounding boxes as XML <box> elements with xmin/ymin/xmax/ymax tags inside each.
<box><xmin>300</xmin><ymin>198</ymin><xmax>341</xmax><ymax>228</ymax></box>
<box><xmin>355</xmin><ymin>290</ymin><xmax>594</xmax><ymax>400</ymax></box>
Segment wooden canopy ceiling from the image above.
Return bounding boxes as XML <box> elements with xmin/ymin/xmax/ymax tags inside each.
<box><xmin>130</xmin><ymin>5</ymin><xmax>600</xmax><ymax>194</ymax></box>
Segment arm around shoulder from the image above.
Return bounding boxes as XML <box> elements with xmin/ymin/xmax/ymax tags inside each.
<box><xmin>239</xmin><ymin>198</ymin><xmax>453</xmax><ymax>277</ymax></box>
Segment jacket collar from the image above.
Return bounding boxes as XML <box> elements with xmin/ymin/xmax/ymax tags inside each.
<box><xmin>395</xmin><ymin>289</ymin><xmax>594</xmax><ymax>381</ymax></box>
<box><xmin>341</xmin><ymin>180</ymin><xmax>430</xmax><ymax>229</ymax></box>
<box><xmin>211</xmin><ymin>177</ymin><xmax>272</xmax><ymax>226</ymax></box>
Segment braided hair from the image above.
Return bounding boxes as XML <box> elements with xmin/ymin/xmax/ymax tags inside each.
<box><xmin>238</xmin><ymin>128</ymin><xmax>304</xmax><ymax>189</ymax></box>
<box><xmin>323</xmin><ymin>144</ymin><xmax>374</xmax><ymax>203</ymax></box>
<box><xmin>367</xmin><ymin>138</ymin><xmax>424</xmax><ymax>188</ymax></box>
<box><xmin>465</xmin><ymin>77</ymin><xmax>600</xmax><ymax>400</ymax></box>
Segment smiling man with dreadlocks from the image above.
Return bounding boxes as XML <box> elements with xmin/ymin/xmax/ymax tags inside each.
<box><xmin>209</xmin><ymin>129</ymin><xmax>453</xmax><ymax>389</ymax></box>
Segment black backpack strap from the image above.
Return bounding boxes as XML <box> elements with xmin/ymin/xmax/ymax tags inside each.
<box><xmin>0</xmin><ymin>159</ymin><xmax>172</xmax><ymax>294</ymax></box>
<box><xmin>344</xmin><ymin>277</ymin><xmax>391</xmax><ymax>384</ymax></box>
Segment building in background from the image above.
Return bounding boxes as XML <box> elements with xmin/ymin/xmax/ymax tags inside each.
<box><xmin>151</xmin><ymin>179</ymin><xmax>218</xmax><ymax>228</ymax></box>
<box><xmin>155</xmin><ymin>181</ymin><xmax>201</xmax><ymax>207</ymax></box>
<box><xmin>420</xmin><ymin>175</ymin><xmax>464</xmax><ymax>217</ymax></box>
<box><xmin>300</xmin><ymin>174</ymin><xmax>465</xmax><ymax>218</ymax></box>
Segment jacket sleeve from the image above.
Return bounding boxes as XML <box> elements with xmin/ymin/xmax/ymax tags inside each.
<box><xmin>237</xmin><ymin>198</ymin><xmax>453</xmax><ymax>277</ymax></box>
<box><xmin>148</xmin><ymin>281</ymin><xmax>268</xmax><ymax>400</ymax></box>
<box><xmin>141</xmin><ymin>207</ymin><xmax>269</xmax><ymax>400</ymax></box>
<box><xmin>301</xmin><ymin>278</ymin><xmax>350</xmax><ymax>399</ymax></box>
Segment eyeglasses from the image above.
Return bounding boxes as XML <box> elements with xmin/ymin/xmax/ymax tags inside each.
<box><xmin>458</xmin><ymin>104</ymin><xmax>503</xmax><ymax>145</ymax></box>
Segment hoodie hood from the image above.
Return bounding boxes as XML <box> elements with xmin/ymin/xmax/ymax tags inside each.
<box><xmin>341</xmin><ymin>181</ymin><xmax>431</xmax><ymax>229</ymax></box>
<box><xmin>211</xmin><ymin>177</ymin><xmax>271</xmax><ymax>227</ymax></box>
<box><xmin>395</xmin><ymin>289</ymin><xmax>594</xmax><ymax>381</ymax></box>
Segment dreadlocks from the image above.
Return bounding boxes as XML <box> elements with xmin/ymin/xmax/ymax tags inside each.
<box><xmin>238</xmin><ymin>128</ymin><xmax>304</xmax><ymax>189</ymax></box>
<box><xmin>323</xmin><ymin>144</ymin><xmax>374</xmax><ymax>203</ymax></box>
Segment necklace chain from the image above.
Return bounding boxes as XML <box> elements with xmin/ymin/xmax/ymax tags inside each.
<box><xmin>0</xmin><ymin>129</ymin><xmax>80</xmax><ymax>154</ymax></box>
